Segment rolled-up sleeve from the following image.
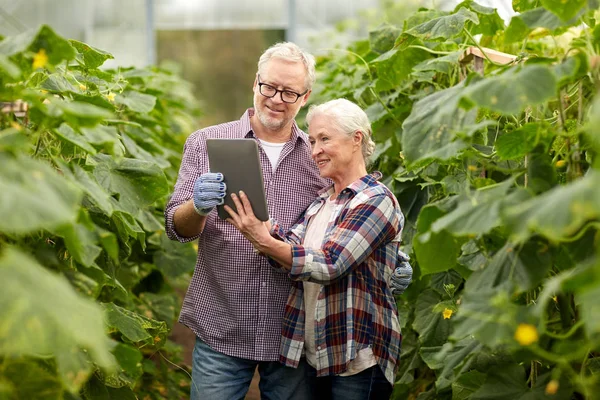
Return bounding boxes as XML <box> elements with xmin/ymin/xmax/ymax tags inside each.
<box><xmin>164</xmin><ymin>132</ymin><xmax>208</xmax><ymax>243</ymax></box>
<box><xmin>288</xmin><ymin>194</ymin><xmax>400</xmax><ymax>285</ymax></box>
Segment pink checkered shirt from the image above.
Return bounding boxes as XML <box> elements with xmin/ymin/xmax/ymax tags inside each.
<box><xmin>165</xmin><ymin>109</ymin><xmax>328</xmax><ymax>361</ymax></box>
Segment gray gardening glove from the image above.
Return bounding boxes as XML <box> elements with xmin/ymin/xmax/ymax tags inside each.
<box><xmin>193</xmin><ymin>172</ymin><xmax>227</xmax><ymax>215</ymax></box>
<box><xmin>391</xmin><ymin>250</ymin><xmax>413</xmax><ymax>295</ymax></box>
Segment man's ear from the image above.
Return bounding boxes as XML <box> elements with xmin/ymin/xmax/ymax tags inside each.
<box><xmin>299</xmin><ymin>90</ymin><xmax>312</xmax><ymax>107</ymax></box>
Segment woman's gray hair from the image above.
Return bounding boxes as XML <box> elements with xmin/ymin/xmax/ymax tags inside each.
<box><xmin>306</xmin><ymin>99</ymin><xmax>376</xmax><ymax>162</ymax></box>
<box><xmin>257</xmin><ymin>42</ymin><xmax>316</xmax><ymax>91</ymax></box>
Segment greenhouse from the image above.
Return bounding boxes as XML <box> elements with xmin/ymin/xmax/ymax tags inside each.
<box><xmin>0</xmin><ymin>0</ymin><xmax>599</xmax><ymax>399</ymax></box>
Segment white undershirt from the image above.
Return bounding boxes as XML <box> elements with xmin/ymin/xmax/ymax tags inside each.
<box><xmin>303</xmin><ymin>197</ymin><xmax>377</xmax><ymax>376</ymax></box>
<box><xmin>258</xmin><ymin>139</ymin><xmax>285</xmax><ymax>169</ymax></box>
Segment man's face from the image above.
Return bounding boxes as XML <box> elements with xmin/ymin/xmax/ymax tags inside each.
<box><xmin>253</xmin><ymin>58</ymin><xmax>310</xmax><ymax>132</ymax></box>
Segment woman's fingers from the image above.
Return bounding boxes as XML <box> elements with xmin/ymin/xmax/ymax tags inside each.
<box><xmin>230</xmin><ymin>193</ymin><xmax>246</xmax><ymax>218</ymax></box>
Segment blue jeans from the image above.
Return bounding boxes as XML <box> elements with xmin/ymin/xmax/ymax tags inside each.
<box><xmin>191</xmin><ymin>338</ymin><xmax>312</xmax><ymax>400</ymax></box>
<box><xmin>306</xmin><ymin>364</ymin><xmax>393</xmax><ymax>400</ymax></box>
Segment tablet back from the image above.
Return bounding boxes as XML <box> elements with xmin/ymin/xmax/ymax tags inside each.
<box><xmin>206</xmin><ymin>139</ymin><xmax>269</xmax><ymax>221</ymax></box>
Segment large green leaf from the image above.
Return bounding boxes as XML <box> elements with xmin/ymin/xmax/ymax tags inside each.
<box><xmin>452</xmin><ymin>370</ymin><xmax>486</xmax><ymax>400</ymax></box>
<box><xmin>413</xmin><ymin>289</ymin><xmax>451</xmax><ymax>346</ymax></box>
<box><xmin>424</xmin><ymin>336</ymin><xmax>483</xmax><ymax>391</ymax></box>
<box><xmin>91</xmin><ymin>154</ymin><xmax>169</xmax><ymax>215</ymax></box>
<box><xmin>1</xmin><ymin>359</ymin><xmax>64</xmax><ymax>400</ymax></box>
<box><xmin>406</xmin><ymin>7</ymin><xmax>479</xmax><ymax>40</ymax></box>
<box><xmin>70</xmin><ymin>40</ymin><xmax>114</xmax><ymax>69</ymax></box>
<box><xmin>0</xmin><ymin>248</ymin><xmax>115</xmax><ymax>392</ymax></box>
<box><xmin>495</xmin><ymin>123</ymin><xmax>546</xmax><ymax>160</ymax></box>
<box><xmin>414</xmin><ymin>203</ymin><xmax>463</xmax><ymax>276</ymax></box>
<box><xmin>471</xmin><ymin>365</ymin><xmax>572</xmax><ymax>399</ymax></box>
<box><xmin>80</xmin><ymin>125</ymin><xmax>125</xmax><ymax>156</ymax></box>
<box><xmin>465</xmin><ymin>240</ymin><xmax>553</xmax><ymax>293</ymax></box>
<box><xmin>100</xmin><ymin>343</ymin><xmax>143</xmax><ymax>388</ymax></box>
<box><xmin>430</xmin><ymin>179</ymin><xmax>518</xmax><ymax>237</ymax></box>
<box><xmin>462</xmin><ymin>65</ymin><xmax>557</xmax><ymax>115</ymax></box>
<box><xmin>30</xmin><ymin>25</ymin><xmax>76</xmax><ymax>65</ymax></box>
<box><xmin>0</xmin><ymin>153</ymin><xmax>82</xmax><ymax>235</ymax></box>
<box><xmin>401</xmin><ymin>82</ymin><xmax>473</xmax><ymax>165</ymax></box>
<box><xmin>541</xmin><ymin>0</ymin><xmax>586</xmax><ymax>21</ymax></box>
<box><xmin>153</xmin><ymin>235</ymin><xmax>197</xmax><ymax>280</ymax></box>
<box><xmin>504</xmin><ymin>170</ymin><xmax>600</xmax><ymax>242</ymax></box>
<box><xmin>412</xmin><ymin>51</ymin><xmax>462</xmax><ymax>75</ymax></box>
<box><xmin>54</xmin><ymin>123</ymin><xmax>98</xmax><ymax>154</ymax></box>
<box><xmin>55</xmin><ymin>209</ymin><xmax>103</xmax><ymax>268</ymax></box>
<box><xmin>577</xmin><ymin>267</ymin><xmax>600</xmax><ymax>338</ymax></box>
<box><xmin>115</xmin><ymin>91</ymin><xmax>157</xmax><ymax>113</ymax></box>
<box><xmin>103</xmin><ymin>303</ymin><xmax>168</xmax><ymax>348</ymax></box>
<box><xmin>372</xmin><ymin>44</ymin><xmax>431</xmax><ymax>91</ymax></box>
<box><xmin>458</xmin><ymin>1</ymin><xmax>505</xmax><ymax>37</ymax></box>
<box><xmin>504</xmin><ymin>7</ymin><xmax>570</xmax><ymax>43</ymax></box>
<box><xmin>369</xmin><ymin>23</ymin><xmax>401</xmax><ymax>54</ymax></box>
<box><xmin>451</xmin><ymin>288</ymin><xmax>519</xmax><ymax>347</ymax></box>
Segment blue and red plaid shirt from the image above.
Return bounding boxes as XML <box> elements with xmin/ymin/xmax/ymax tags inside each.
<box><xmin>269</xmin><ymin>172</ymin><xmax>404</xmax><ymax>385</ymax></box>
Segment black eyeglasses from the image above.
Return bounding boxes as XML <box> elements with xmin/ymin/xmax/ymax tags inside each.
<box><xmin>257</xmin><ymin>75</ymin><xmax>308</xmax><ymax>104</ymax></box>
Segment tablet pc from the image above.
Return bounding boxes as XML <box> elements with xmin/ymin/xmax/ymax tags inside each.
<box><xmin>206</xmin><ymin>138</ymin><xmax>269</xmax><ymax>222</ymax></box>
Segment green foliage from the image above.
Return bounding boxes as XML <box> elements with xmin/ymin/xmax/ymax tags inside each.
<box><xmin>314</xmin><ymin>1</ymin><xmax>600</xmax><ymax>398</ymax></box>
<box><xmin>0</xmin><ymin>24</ymin><xmax>200</xmax><ymax>398</ymax></box>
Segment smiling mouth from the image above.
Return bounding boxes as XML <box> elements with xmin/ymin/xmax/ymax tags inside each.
<box><xmin>316</xmin><ymin>160</ymin><xmax>329</xmax><ymax>166</ymax></box>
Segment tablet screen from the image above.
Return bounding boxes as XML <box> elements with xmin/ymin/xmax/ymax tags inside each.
<box><xmin>206</xmin><ymin>138</ymin><xmax>270</xmax><ymax>222</ymax></box>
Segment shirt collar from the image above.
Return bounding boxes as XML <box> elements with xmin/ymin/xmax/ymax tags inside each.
<box><xmin>317</xmin><ymin>172</ymin><xmax>383</xmax><ymax>199</ymax></box>
<box><xmin>241</xmin><ymin>108</ymin><xmax>310</xmax><ymax>146</ymax></box>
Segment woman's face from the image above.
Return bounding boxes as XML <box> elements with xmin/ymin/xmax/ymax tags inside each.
<box><xmin>308</xmin><ymin>114</ymin><xmax>361</xmax><ymax>182</ymax></box>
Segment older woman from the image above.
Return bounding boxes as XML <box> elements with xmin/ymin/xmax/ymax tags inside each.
<box><xmin>225</xmin><ymin>99</ymin><xmax>404</xmax><ymax>399</ymax></box>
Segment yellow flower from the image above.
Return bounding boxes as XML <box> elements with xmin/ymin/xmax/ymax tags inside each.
<box><xmin>32</xmin><ymin>49</ymin><xmax>48</xmax><ymax>69</ymax></box>
<box><xmin>79</xmin><ymin>84</ymin><xmax>87</xmax><ymax>91</ymax></box>
<box><xmin>10</xmin><ymin>122</ymin><xmax>22</xmax><ymax>131</ymax></box>
<box><xmin>106</xmin><ymin>92</ymin><xmax>116</xmax><ymax>102</ymax></box>
<box><xmin>545</xmin><ymin>379</ymin><xmax>559</xmax><ymax>395</ymax></box>
<box><xmin>442</xmin><ymin>308</ymin><xmax>453</xmax><ymax>319</ymax></box>
<box><xmin>514</xmin><ymin>323</ymin><xmax>538</xmax><ymax>346</ymax></box>
<box><xmin>555</xmin><ymin>160</ymin><xmax>567</xmax><ymax>168</ymax></box>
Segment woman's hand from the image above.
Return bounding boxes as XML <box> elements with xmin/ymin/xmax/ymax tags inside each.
<box><xmin>225</xmin><ymin>191</ymin><xmax>273</xmax><ymax>253</ymax></box>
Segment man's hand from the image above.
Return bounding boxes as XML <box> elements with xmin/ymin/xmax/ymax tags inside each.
<box><xmin>193</xmin><ymin>173</ymin><xmax>227</xmax><ymax>215</ymax></box>
<box><xmin>391</xmin><ymin>250</ymin><xmax>413</xmax><ymax>295</ymax></box>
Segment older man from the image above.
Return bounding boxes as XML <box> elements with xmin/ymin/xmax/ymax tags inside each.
<box><xmin>165</xmin><ymin>42</ymin><xmax>327</xmax><ymax>400</ymax></box>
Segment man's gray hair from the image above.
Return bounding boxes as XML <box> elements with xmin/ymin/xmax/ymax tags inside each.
<box><xmin>306</xmin><ymin>99</ymin><xmax>376</xmax><ymax>162</ymax></box>
<box><xmin>258</xmin><ymin>42</ymin><xmax>316</xmax><ymax>91</ymax></box>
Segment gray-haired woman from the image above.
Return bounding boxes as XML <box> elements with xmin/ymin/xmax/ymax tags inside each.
<box><xmin>226</xmin><ymin>99</ymin><xmax>406</xmax><ymax>399</ymax></box>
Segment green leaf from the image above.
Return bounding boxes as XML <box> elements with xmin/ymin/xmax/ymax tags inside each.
<box><xmin>505</xmin><ymin>7</ymin><xmax>570</xmax><ymax>43</ymax></box>
<box><xmin>0</xmin><ymin>248</ymin><xmax>115</xmax><ymax>392</ymax></box>
<box><xmin>41</xmin><ymin>73</ymin><xmax>78</xmax><ymax>93</ymax></box>
<box><xmin>451</xmin><ymin>288</ymin><xmax>518</xmax><ymax>347</ymax></box>
<box><xmin>30</xmin><ymin>25</ymin><xmax>76</xmax><ymax>65</ymax></box>
<box><xmin>541</xmin><ymin>0</ymin><xmax>586</xmax><ymax>21</ymax></box>
<box><xmin>414</xmin><ymin>203</ymin><xmax>463</xmax><ymax>276</ymax></box>
<box><xmin>413</xmin><ymin>289</ymin><xmax>451</xmax><ymax>346</ymax></box>
<box><xmin>504</xmin><ymin>171</ymin><xmax>600</xmax><ymax>242</ymax></box>
<box><xmin>101</xmin><ymin>343</ymin><xmax>143</xmax><ymax>388</ymax></box>
<box><xmin>54</xmin><ymin>123</ymin><xmax>98</xmax><ymax>154</ymax></box>
<box><xmin>70</xmin><ymin>40</ymin><xmax>114</xmax><ymax>69</ymax></box>
<box><xmin>56</xmin><ymin>99</ymin><xmax>114</xmax><ymax>120</ymax></box>
<box><xmin>72</xmin><ymin>163</ymin><xmax>114</xmax><ymax>216</ymax></box>
<box><xmin>465</xmin><ymin>240</ymin><xmax>553</xmax><ymax>293</ymax></box>
<box><xmin>452</xmin><ymin>370</ymin><xmax>486</xmax><ymax>400</ymax></box>
<box><xmin>103</xmin><ymin>302</ymin><xmax>168</xmax><ymax>347</ymax></box>
<box><xmin>92</xmin><ymin>154</ymin><xmax>169</xmax><ymax>215</ymax></box>
<box><xmin>412</xmin><ymin>51</ymin><xmax>462</xmax><ymax>75</ymax></box>
<box><xmin>462</xmin><ymin>65</ymin><xmax>557</xmax><ymax>115</ymax></box>
<box><xmin>80</xmin><ymin>125</ymin><xmax>125</xmax><ymax>156</ymax></box>
<box><xmin>495</xmin><ymin>123</ymin><xmax>546</xmax><ymax>160</ymax></box>
<box><xmin>427</xmin><ymin>336</ymin><xmax>483</xmax><ymax>390</ymax></box>
<box><xmin>431</xmin><ymin>179</ymin><xmax>517</xmax><ymax>237</ymax></box>
<box><xmin>0</xmin><ymin>53</ymin><xmax>21</xmax><ymax>79</ymax></box>
<box><xmin>471</xmin><ymin>365</ymin><xmax>572</xmax><ymax>399</ymax></box>
<box><xmin>2</xmin><ymin>359</ymin><xmax>64</xmax><ymax>400</ymax></box>
<box><xmin>578</xmin><ymin>276</ymin><xmax>600</xmax><ymax>337</ymax></box>
<box><xmin>0</xmin><ymin>153</ymin><xmax>82</xmax><ymax>235</ymax></box>
<box><xmin>115</xmin><ymin>91</ymin><xmax>157</xmax><ymax>113</ymax></box>
<box><xmin>369</xmin><ymin>23</ymin><xmax>401</xmax><ymax>54</ymax></box>
<box><xmin>153</xmin><ymin>235</ymin><xmax>197</xmax><ymax>280</ymax></box>
<box><xmin>372</xmin><ymin>45</ymin><xmax>431</xmax><ymax>91</ymax></box>
<box><xmin>407</xmin><ymin>8</ymin><xmax>479</xmax><ymax>40</ymax></box>
<box><xmin>401</xmin><ymin>82</ymin><xmax>472</xmax><ymax>165</ymax></box>
<box><xmin>459</xmin><ymin>1</ymin><xmax>505</xmax><ymax>36</ymax></box>
<box><xmin>56</xmin><ymin>209</ymin><xmax>103</xmax><ymax>267</ymax></box>
<box><xmin>0</xmin><ymin>29</ymin><xmax>37</xmax><ymax>56</ymax></box>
